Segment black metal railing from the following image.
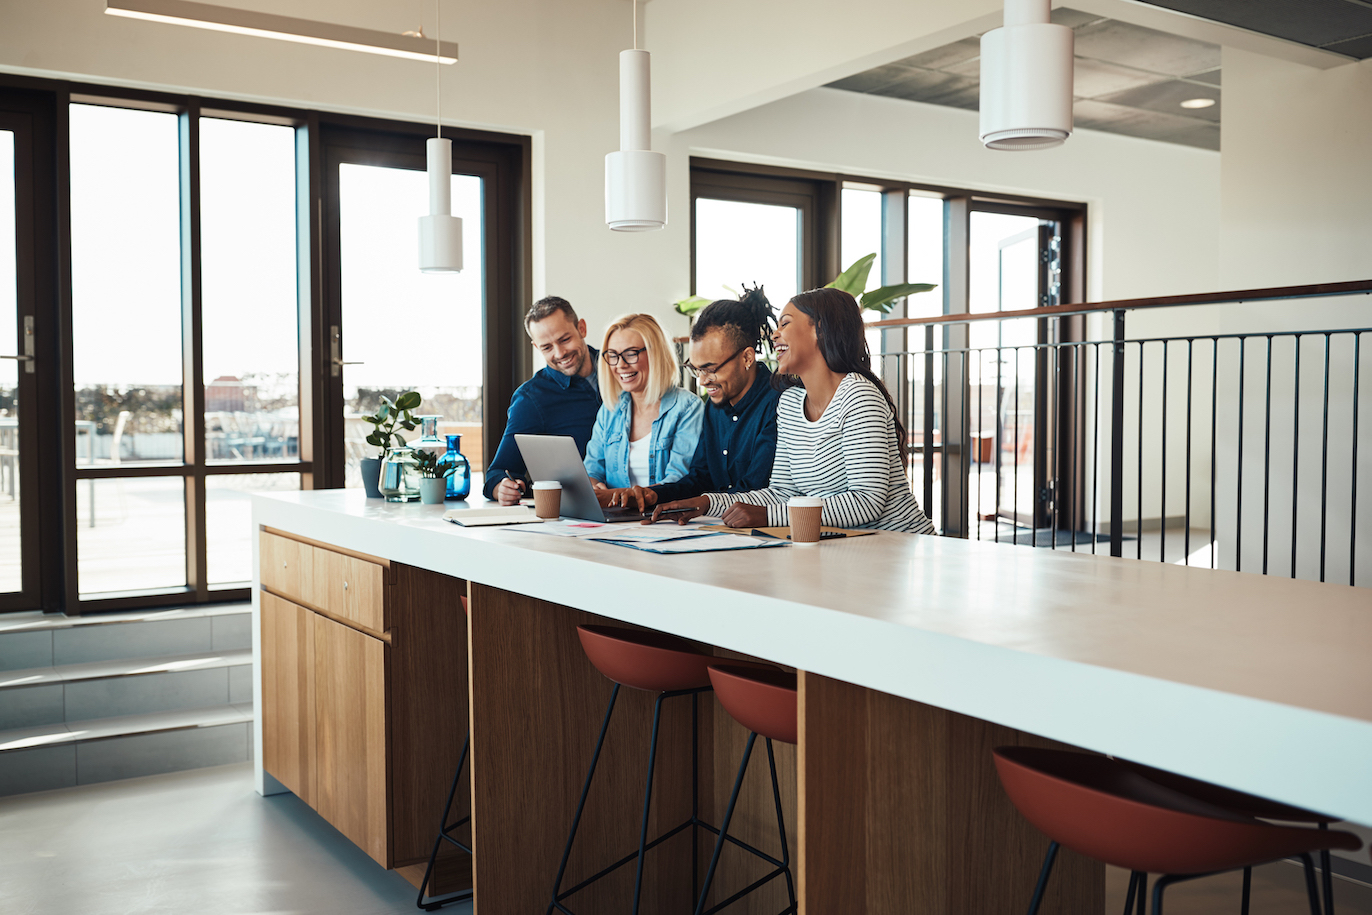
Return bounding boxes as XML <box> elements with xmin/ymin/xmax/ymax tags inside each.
<box><xmin>871</xmin><ymin>281</ymin><xmax>1372</xmax><ymax>587</ymax></box>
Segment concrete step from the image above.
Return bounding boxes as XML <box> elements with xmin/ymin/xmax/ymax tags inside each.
<box><xmin>0</xmin><ymin>705</ymin><xmax>252</xmax><ymax>796</ymax></box>
<box><xmin>0</xmin><ymin>649</ymin><xmax>252</xmax><ymax>731</ymax></box>
<box><xmin>0</xmin><ymin>602</ymin><xmax>250</xmax><ymax>671</ymax></box>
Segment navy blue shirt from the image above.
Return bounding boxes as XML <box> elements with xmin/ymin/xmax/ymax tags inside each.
<box><xmin>482</xmin><ymin>348</ymin><xmax>602</xmax><ymax>501</ymax></box>
<box><xmin>651</xmin><ymin>365</ymin><xmax>782</xmax><ymax>503</ymax></box>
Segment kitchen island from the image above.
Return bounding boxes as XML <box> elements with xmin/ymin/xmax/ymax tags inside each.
<box><xmin>252</xmin><ymin>488</ymin><xmax>1372</xmax><ymax>914</ymax></box>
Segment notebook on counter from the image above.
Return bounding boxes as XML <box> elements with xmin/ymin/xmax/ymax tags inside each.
<box><xmin>444</xmin><ymin>506</ymin><xmax>543</xmax><ymax>527</ymax></box>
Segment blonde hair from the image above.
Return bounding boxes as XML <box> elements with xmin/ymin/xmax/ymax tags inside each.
<box><xmin>598</xmin><ymin>313</ymin><xmax>678</xmax><ymax>406</ymax></box>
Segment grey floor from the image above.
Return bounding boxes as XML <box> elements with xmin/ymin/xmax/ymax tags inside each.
<box><xmin>0</xmin><ymin>762</ymin><xmax>1367</xmax><ymax>914</ymax></box>
<box><xmin>0</xmin><ymin>762</ymin><xmax>471</xmax><ymax>915</ymax></box>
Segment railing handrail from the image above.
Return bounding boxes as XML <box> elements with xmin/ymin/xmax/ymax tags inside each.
<box><xmin>868</xmin><ymin>279</ymin><xmax>1372</xmax><ymax>329</ymax></box>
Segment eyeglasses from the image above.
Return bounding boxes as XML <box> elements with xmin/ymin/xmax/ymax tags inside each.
<box><xmin>684</xmin><ymin>346</ymin><xmax>747</xmax><ymax>379</ymax></box>
<box><xmin>602</xmin><ymin>347</ymin><xmax>647</xmax><ymax>366</ymax></box>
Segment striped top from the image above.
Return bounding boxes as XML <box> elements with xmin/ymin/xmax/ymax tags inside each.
<box><xmin>705</xmin><ymin>373</ymin><xmax>936</xmax><ymax>534</ymax></box>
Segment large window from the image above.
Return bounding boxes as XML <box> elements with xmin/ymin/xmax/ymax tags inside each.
<box><xmin>0</xmin><ymin>78</ymin><xmax>529</xmax><ymax>616</ymax></box>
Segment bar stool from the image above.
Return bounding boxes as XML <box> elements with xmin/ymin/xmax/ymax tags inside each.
<box><xmin>417</xmin><ymin>595</ymin><xmax>473</xmax><ymax>911</ymax></box>
<box><xmin>993</xmin><ymin>746</ymin><xmax>1362</xmax><ymax>915</ymax></box>
<box><xmin>695</xmin><ymin>664</ymin><xmax>797</xmax><ymax>915</ymax></box>
<box><xmin>547</xmin><ymin>625</ymin><xmax>717</xmax><ymax>915</ymax></box>
<box><xmin>1117</xmin><ymin>758</ymin><xmax>1345</xmax><ymax>915</ymax></box>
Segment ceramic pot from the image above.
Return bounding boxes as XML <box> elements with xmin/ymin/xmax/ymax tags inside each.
<box><xmin>360</xmin><ymin>457</ymin><xmax>382</xmax><ymax>498</ymax></box>
<box><xmin>419</xmin><ymin>477</ymin><xmax>447</xmax><ymax>505</ymax></box>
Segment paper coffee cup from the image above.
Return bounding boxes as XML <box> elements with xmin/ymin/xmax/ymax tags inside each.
<box><xmin>787</xmin><ymin>496</ymin><xmax>825</xmax><ymax>545</ymax></box>
<box><xmin>532</xmin><ymin>481</ymin><xmax>562</xmax><ymax>519</ymax></box>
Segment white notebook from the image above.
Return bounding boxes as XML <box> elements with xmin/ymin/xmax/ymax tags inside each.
<box><xmin>443</xmin><ymin>506</ymin><xmax>543</xmax><ymax>527</ymax></box>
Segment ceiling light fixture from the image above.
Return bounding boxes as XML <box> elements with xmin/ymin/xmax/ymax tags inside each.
<box><xmin>605</xmin><ymin>0</ymin><xmax>666</xmax><ymax>232</ymax></box>
<box><xmin>105</xmin><ymin>0</ymin><xmax>458</xmax><ymax>64</ymax></box>
<box><xmin>979</xmin><ymin>0</ymin><xmax>1074</xmax><ymax>150</ymax></box>
<box><xmin>419</xmin><ymin>0</ymin><xmax>462</xmax><ymax>273</ymax></box>
<box><xmin>1180</xmin><ymin>98</ymin><xmax>1216</xmax><ymax>109</ymax></box>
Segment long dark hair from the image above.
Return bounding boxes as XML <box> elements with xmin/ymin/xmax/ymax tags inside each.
<box><xmin>690</xmin><ymin>283</ymin><xmax>774</xmax><ymax>354</ymax></box>
<box><xmin>786</xmin><ymin>287</ymin><xmax>909</xmax><ymax>462</ymax></box>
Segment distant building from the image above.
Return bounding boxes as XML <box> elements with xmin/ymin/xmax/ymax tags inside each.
<box><xmin>206</xmin><ymin>376</ymin><xmax>258</xmax><ymax>414</ymax></box>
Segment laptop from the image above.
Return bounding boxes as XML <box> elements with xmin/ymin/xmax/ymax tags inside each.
<box><xmin>514</xmin><ymin>434</ymin><xmax>658</xmax><ymax>523</ymax></box>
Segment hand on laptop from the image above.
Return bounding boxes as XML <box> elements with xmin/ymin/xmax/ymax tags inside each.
<box><xmin>601</xmin><ymin>485</ymin><xmax>657</xmax><ymax>513</ymax></box>
<box><xmin>647</xmin><ymin>496</ymin><xmax>709</xmax><ymax>525</ymax></box>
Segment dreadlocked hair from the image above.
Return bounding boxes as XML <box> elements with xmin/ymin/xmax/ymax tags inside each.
<box><xmin>689</xmin><ymin>283</ymin><xmax>775</xmax><ymax>355</ymax></box>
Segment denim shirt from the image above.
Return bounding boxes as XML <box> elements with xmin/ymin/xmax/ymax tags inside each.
<box><xmin>583</xmin><ymin>386</ymin><xmax>704</xmax><ymax>489</ymax></box>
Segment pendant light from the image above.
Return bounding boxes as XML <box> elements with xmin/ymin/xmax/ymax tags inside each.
<box><xmin>605</xmin><ymin>0</ymin><xmax>666</xmax><ymax>232</ymax></box>
<box><xmin>979</xmin><ymin>0</ymin><xmax>1074</xmax><ymax>150</ymax></box>
<box><xmin>419</xmin><ymin>0</ymin><xmax>463</xmax><ymax>272</ymax></box>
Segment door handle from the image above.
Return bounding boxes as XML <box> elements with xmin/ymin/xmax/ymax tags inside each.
<box><xmin>1</xmin><ymin>317</ymin><xmax>35</xmax><ymax>373</ymax></box>
<box><xmin>329</xmin><ymin>324</ymin><xmax>362</xmax><ymax>377</ymax></box>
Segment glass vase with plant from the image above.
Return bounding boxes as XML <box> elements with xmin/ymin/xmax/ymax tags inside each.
<box><xmin>359</xmin><ymin>391</ymin><xmax>421</xmax><ymax>498</ymax></box>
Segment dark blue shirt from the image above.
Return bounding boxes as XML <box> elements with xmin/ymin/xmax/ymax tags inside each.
<box><xmin>482</xmin><ymin>348</ymin><xmax>602</xmax><ymax>501</ymax></box>
<box><xmin>651</xmin><ymin>365</ymin><xmax>782</xmax><ymax>503</ymax></box>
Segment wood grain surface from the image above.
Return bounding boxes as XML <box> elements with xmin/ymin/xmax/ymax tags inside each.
<box><xmin>260</xmin><ymin>591</ymin><xmax>314</xmax><ymax>806</ymax></box>
<box><xmin>797</xmin><ymin>672</ymin><xmax>1102</xmax><ymax>915</ymax></box>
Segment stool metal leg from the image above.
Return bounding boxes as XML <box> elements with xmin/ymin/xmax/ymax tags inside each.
<box><xmin>1301</xmin><ymin>853</ymin><xmax>1324</xmax><ymax>915</ymax></box>
<box><xmin>547</xmin><ymin>683</ymin><xmax>621</xmax><ymax>915</ymax></box>
<box><xmin>1122</xmin><ymin>870</ymin><xmax>1140</xmax><ymax>915</ymax></box>
<box><xmin>695</xmin><ymin>732</ymin><xmax>757</xmax><ymax>915</ymax></box>
<box><xmin>1320</xmin><ymin>824</ymin><xmax>1335</xmax><ymax>915</ymax></box>
<box><xmin>1026</xmin><ymin>841</ymin><xmax>1059</xmax><ymax>915</ymax></box>
<box><xmin>1241</xmin><ymin>866</ymin><xmax>1251</xmax><ymax>915</ymax></box>
<box><xmin>631</xmin><ymin>691</ymin><xmax>670</xmax><ymax>915</ymax></box>
<box><xmin>765</xmin><ymin>738</ymin><xmax>797</xmax><ymax>913</ymax></box>
<box><xmin>416</xmin><ymin>732</ymin><xmax>473</xmax><ymax>910</ymax></box>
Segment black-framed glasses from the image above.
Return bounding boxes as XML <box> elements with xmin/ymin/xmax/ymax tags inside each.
<box><xmin>684</xmin><ymin>346</ymin><xmax>748</xmax><ymax>379</ymax></box>
<box><xmin>602</xmin><ymin>347</ymin><xmax>647</xmax><ymax>366</ymax></box>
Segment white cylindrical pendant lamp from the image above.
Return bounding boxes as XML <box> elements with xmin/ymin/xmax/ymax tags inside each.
<box><xmin>419</xmin><ymin>137</ymin><xmax>463</xmax><ymax>273</ymax></box>
<box><xmin>606</xmin><ymin>48</ymin><xmax>666</xmax><ymax>232</ymax></box>
<box><xmin>979</xmin><ymin>0</ymin><xmax>1074</xmax><ymax>151</ymax></box>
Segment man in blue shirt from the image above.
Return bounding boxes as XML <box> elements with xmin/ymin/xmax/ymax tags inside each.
<box><xmin>483</xmin><ymin>297</ymin><xmax>601</xmax><ymax>503</ymax></box>
<box><xmin>601</xmin><ymin>288</ymin><xmax>782</xmax><ymax>514</ymax></box>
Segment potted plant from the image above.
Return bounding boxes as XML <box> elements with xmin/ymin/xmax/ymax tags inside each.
<box><xmin>360</xmin><ymin>391</ymin><xmax>421</xmax><ymax>498</ymax></box>
<box><xmin>412</xmin><ymin>448</ymin><xmax>455</xmax><ymax>504</ymax></box>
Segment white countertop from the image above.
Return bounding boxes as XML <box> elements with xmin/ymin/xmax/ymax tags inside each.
<box><xmin>251</xmin><ymin>488</ymin><xmax>1372</xmax><ymax>826</ymax></box>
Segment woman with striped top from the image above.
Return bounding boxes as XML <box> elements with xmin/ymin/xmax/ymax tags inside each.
<box><xmin>651</xmin><ymin>287</ymin><xmax>935</xmax><ymax>534</ymax></box>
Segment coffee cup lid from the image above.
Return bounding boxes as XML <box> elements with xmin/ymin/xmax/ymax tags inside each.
<box><xmin>787</xmin><ymin>496</ymin><xmax>824</xmax><ymax>508</ymax></box>
<box><xmin>532</xmin><ymin>480</ymin><xmax>562</xmax><ymax>490</ymax></box>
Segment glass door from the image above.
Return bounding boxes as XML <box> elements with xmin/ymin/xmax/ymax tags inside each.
<box><xmin>0</xmin><ymin>114</ymin><xmax>39</xmax><ymax>610</ymax></box>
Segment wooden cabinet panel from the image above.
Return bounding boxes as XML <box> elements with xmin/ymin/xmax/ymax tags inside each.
<box><xmin>260</xmin><ymin>530</ymin><xmax>387</xmax><ymax>634</ymax></box>
<box><xmin>313</xmin><ymin>611</ymin><xmax>390</xmax><ymax>867</ymax></box>
<box><xmin>260</xmin><ymin>592</ymin><xmax>315</xmax><ymax>805</ymax></box>
<box><xmin>260</xmin><ymin>532</ymin><xmax>310</xmax><ymax>602</ymax></box>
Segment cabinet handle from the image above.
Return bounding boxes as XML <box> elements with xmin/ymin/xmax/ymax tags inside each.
<box><xmin>343</xmin><ymin>581</ymin><xmax>349</xmax><ymax>591</ymax></box>
<box><xmin>283</xmin><ymin>561</ymin><xmax>288</xmax><ymax>569</ymax></box>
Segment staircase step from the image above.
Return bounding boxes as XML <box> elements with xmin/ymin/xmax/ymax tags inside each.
<box><xmin>0</xmin><ymin>705</ymin><xmax>252</xmax><ymax>797</ymax></box>
<box><xmin>0</xmin><ymin>602</ymin><xmax>250</xmax><ymax>670</ymax></box>
<box><xmin>0</xmin><ymin>650</ymin><xmax>252</xmax><ymax>730</ymax></box>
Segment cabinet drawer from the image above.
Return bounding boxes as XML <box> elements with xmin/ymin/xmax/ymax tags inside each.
<box><xmin>260</xmin><ymin>531</ymin><xmax>388</xmax><ymax>633</ymax></box>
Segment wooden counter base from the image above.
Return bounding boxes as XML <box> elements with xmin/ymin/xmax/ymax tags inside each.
<box><xmin>468</xmin><ymin>583</ymin><xmax>1100</xmax><ymax>915</ymax></box>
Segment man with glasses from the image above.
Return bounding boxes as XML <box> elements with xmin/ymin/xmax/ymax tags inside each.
<box><xmin>483</xmin><ymin>296</ymin><xmax>601</xmax><ymax>503</ymax></box>
<box><xmin>603</xmin><ymin>287</ymin><xmax>781</xmax><ymax>514</ymax></box>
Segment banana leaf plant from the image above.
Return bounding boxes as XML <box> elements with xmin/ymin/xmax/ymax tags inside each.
<box><xmin>362</xmin><ymin>391</ymin><xmax>421</xmax><ymax>458</ymax></box>
<box><xmin>826</xmin><ymin>253</ymin><xmax>937</xmax><ymax>314</ymax></box>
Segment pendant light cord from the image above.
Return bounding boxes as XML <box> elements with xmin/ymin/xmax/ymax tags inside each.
<box><xmin>434</xmin><ymin>0</ymin><xmax>441</xmax><ymax>139</ymax></box>
<box><xmin>632</xmin><ymin>0</ymin><xmax>637</xmax><ymax>50</ymax></box>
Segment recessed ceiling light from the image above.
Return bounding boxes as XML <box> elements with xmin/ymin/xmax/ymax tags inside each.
<box><xmin>1180</xmin><ymin>98</ymin><xmax>1216</xmax><ymax>109</ymax></box>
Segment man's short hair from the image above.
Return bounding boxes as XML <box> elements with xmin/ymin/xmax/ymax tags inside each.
<box><xmin>525</xmin><ymin>296</ymin><xmax>578</xmax><ymax>331</ymax></box>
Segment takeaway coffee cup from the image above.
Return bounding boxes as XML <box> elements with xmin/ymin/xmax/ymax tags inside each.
<box><xmin>532</xmin><ymin>481</ymin><xmax>562</xmax><ymax>519</ymax></box>
<box><xmin>787</xmin><ymin>496</ymin><xmax>825</xmax><ymax>546</ymax></box>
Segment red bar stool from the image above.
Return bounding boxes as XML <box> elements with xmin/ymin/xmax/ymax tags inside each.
<box><xmin>547</xmin><ymin>625</ymin><xmax>718</xmax><ymax>915</ymax></box>
<box><xmin>1117</xmin><ymin>758</ymin><xmax>1345</xmax><ymax>915</ymax></box>
<box><xmin>993</xmin><ymin>746</ymin><xmax>1362</xmax><ymax>915</ymax></box>
<box><xmin>694</xmin><ymin>664</ymin><xmax>798</xmax><ymax>915</ymax></box>
<box><xmin>417</xmin><ymin>594</ymin><xmax>473</xmax><ymax>910</ymax></box>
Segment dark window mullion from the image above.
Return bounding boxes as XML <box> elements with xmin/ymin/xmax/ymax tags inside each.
<box><xmin>179</xmin><ymin>100</ymin><xmax>208</xmax><ymax>601</ymax></box>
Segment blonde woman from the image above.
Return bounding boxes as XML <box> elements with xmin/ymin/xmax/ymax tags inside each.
<box><xmin>584</xmin><ymin>313</ymin><xmax>704</xmax><ymax>489</ymax></box>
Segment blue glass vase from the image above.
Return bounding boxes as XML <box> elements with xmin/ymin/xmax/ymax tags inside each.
<box><xmin>440</xmin><ymin>434</ymin><xmax>471</xmax><ymax>500</ymax></box>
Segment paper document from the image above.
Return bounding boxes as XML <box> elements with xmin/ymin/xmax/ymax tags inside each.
<box><xmin>498</xmin><ymin>520</ymin><xmax>618</xmax><ymax>537</ymax></box>
<box><xmin>444</xmin><ymin>506</ymin><xmax>542</xmax><ymax>527</ymax></box>
<box><xmin>601</xmin><ymin>534</ymin><xmax>791</xmax><ymax>554</ymax></box>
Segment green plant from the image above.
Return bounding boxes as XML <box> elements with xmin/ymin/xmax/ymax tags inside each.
<box><xmin>363</xmin><ymin>391</ymin><xmax>421</xmax><ymax>458</ymax></box>
<box><xmin>413</xmin><ymin>448</ymin><xmax>456</xmax><ymax>480</ymax></box>
<box><xmin>673</xmin><ymin>294</ymin><xmax>713</xmax><ymax>317</ymax></box>
<box><xmin>826</xmin><ymin>253</ymin><xmax>937</xmax><ymax>314</ymax></box>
